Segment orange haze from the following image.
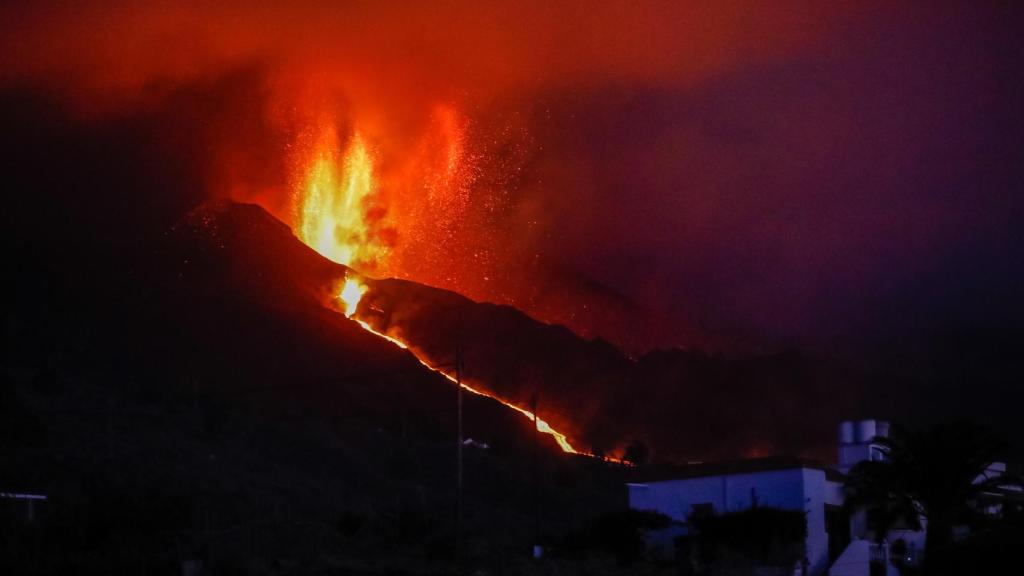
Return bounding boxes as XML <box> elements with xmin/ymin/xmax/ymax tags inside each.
<box><xmin>0</xmin><ymin>1</ymin><xmax>869</xmax><ymax>350</ymax></box>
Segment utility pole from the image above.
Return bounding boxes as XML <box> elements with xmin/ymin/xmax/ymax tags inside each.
<box><xmin>106</xmin><ymin>394</ymin><xmax>114</xmax><ymax>459</ymax></box>
<box><xmin>531</xmin><ymin>393</ymin><xmax>542</xmax><ymax>559</ymax></box>
<box><xmin>455</xmin><ymin>342</ymin><xmax>464</xmax><ymax>559</ymax></box>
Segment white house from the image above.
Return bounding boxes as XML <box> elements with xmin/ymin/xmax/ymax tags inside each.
<box><xmin>627</xmin><ymin>419</ymin><xmax>1017</xmax><ymax>575</ymax></box>
<box><xmin>626</xmin><ymin>420</ymin><xmax>915</xmax><ymax>575</ymax></box>
<box><xmin>628</xmin><ymin>457</ymin><xmax>845</xmax><ymax>575</ymax></box>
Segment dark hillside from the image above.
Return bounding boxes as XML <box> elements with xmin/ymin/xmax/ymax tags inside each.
<box><xmin>2</xmin><ymin>200</ymin><xmax>624</xmax><ymax>574</ymax></box>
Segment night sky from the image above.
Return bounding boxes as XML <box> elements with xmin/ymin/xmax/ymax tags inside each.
<box><xmin>2</xmin><ymin>2</ymin><xmax>1022</xmax><ymax>421</ymax></box>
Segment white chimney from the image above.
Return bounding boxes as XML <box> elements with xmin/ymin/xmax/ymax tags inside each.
<box><xmin>838</xmin><ymin>419</ymin><xmax>890</xmax><ymax>473</ymax></box>
<box><xmin>856</xmin><ymin>420</ymin><xmax>877</xmax><ymax>443</ymax></box>
<box><xmin>839</xmin><ymin>421</ymin><xmax>855</xmax><ymax>445</ymax></box>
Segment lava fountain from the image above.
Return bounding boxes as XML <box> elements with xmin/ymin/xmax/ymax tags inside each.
<box><xmin>295</xmin><ymin>124</ymin><xmax>392</xmax><ymax>273</ymax></box>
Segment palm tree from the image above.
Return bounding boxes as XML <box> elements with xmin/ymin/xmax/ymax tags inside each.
<box><xmin>845</xmin><ymin>458</ymin><xmax>920</xmax><ymax>544</ymax></box>
<box><xmin>845</xmin><ymin>421</ymin><xmax>1019</xmax><ymax>572</ymax></box>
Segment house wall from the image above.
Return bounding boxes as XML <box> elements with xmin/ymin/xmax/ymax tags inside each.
<box><xmin>628</xmin><ymin>467</ymin><xmax>831</xmax><ymax>575</ymax></box>
<box><xmin>628</xmin><ymin>468</ymin><xmax>806</xmax><ymax>520</ymax></box>
<box><xmin>825</xmin><ymin>479</ymin><xmax>845</xmax><ymax>506</ymax></box>
<box><xmin>801</xmin><ymin>469</ymin><xmax>830</xmax><ymax>576</ymax></box>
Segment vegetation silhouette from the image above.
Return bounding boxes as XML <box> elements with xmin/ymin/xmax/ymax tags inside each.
<box><xmin>845</xmin><ymin>421</ymin><xmax>1022</xmax><ymax>574</ymax></box>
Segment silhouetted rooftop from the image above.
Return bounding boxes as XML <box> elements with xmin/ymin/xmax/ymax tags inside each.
<box><xmin>630</xmin><ymin>457</ymin><xmax>846</xmax><ymax>484</ymax></box>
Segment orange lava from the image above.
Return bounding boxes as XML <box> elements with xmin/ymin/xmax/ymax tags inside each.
<box><xmin>337</xmin><ymin>274</ymin><xmax>579</xmax><ymax>454</ymax></box>
<box><xmin>294</xmin><ymin>124</ymin><xmax>391</xmax><ymax>273</ymax></box>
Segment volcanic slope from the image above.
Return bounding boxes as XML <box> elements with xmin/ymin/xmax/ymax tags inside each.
<box><xmin>4</xmin><ymin>199</ymin><xmax>630</xmax><ymax>574</ymax></box>
<box><xmin>356</xmin><ymin>260</ymin><xmax>863</xmax><ymax>462</ymax></box>
<box><xmin>168</xmin><ymin>200</ymin><xmax>572</xmax><ymax>456</ymax></box>
<box><xmin>187</xmin><ymin>201</ymin><xmax>862</xmax><ymax>462</ymax></box>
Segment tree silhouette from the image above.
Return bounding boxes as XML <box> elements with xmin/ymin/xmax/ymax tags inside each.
<box><xmin>845</xmin><ymin>457</ymin><xmax>920</xmax><ymax>543</ymax></box>
<box><xmin>623</xmin><ymin>440</ymin><xmax>650</xmax><ymax>467</ymax></box>
<box><xmin>845</xmin><ymin>421</ymin><xmax>1020</xmax><ymax>571</ymax></box>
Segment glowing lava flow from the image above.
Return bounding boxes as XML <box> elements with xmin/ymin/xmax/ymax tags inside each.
<box><xmin>337</xmin><ymin>275</ymin><xmax>579</xmax><ymax>454</ymax></box>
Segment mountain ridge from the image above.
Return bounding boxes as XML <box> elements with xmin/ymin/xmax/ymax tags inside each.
<box><xmin>186</xmin><ymin>200</ymin><xmax>864</xmax><ymax>462</ymax></box>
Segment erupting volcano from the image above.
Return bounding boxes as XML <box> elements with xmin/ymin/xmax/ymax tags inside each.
<box><xmin>271</xmin><ymin>112</ymin><xmax>858</xmax><ymax>463</ymax></box>
<box><xmin>5</xmin><ymin>2</ymin><xmax>1023</xmax><ymax>573</ymax></box>
<box><xmin>294</xmin><ymin>123</ymin><xmax>582</xmax><ymax>455</ymax></box>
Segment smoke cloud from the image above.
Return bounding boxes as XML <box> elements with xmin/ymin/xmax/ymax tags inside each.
<box><xmin>2</xmin><ymin>1</ymin><xmax>1022</xmax><ymax>355</ymax></box>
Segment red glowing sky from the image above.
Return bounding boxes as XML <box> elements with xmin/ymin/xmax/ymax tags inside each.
<box><xmin>2</xmin><ymin>1</ymin><xmax>1022</xmax><ymax>353</ymax></box>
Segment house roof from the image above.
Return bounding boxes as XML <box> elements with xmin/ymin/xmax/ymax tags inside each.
<box><xmin>628</xmin><ymin>456</ymin><xmax>845</xmax><ymax>484</ymax></box>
